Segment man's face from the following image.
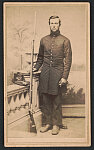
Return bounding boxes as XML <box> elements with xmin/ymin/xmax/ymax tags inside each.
<box><xmin>49</xmin><ymin>18</ymin><xmax>60</xmax><ymax>32</ymax></box>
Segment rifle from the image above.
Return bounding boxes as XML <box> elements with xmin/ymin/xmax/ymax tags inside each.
<box><xmin>29</xmin><ymin>10</ymin><xmax>36</xmax><ymax>106</ymax></box>
<box><xmin>28</xmin><ymin>12</ymin><xmax>37</xmax><ymax>132</ymax></box>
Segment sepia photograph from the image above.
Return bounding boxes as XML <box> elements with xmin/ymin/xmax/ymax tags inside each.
<box><xmin>4</xmin><ymin>2</ymin><xmax>90</xmax><ymax>147</ymax></box>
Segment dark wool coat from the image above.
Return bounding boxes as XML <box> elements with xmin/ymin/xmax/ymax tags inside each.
<box><xmin>34</xmin><ymin>30</ymin><xmax>72</xmax><ymax>95</ymax></box>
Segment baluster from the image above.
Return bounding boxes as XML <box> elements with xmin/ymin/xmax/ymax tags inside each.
<box><xmin>15</xmin><ymin>93</ymin><xmax>21</xmax><ymax>110</ymax></box>
<box><xmin>9</xmin><ymin>96</ymin><xmax>16</xmax><ymax>121</ymax></box>
<box><xmin>9</xmin><ymin>95</ymin><xmax>15</xmax><ymax>112</ymax></box>
<box><xmin>24</xmin><ymin>91</ymin><xmax>29</xmax><ymax>108</ymax></box>
<box><xmin>21</xmin><ymin>91</ymin><xmax>26</xmax><ymax>108</ymax></box>
<box><xmin>14</xmin><ymin>94</ymin><xmax>21</xmax><ymax>118</ymax></box>
<box><xmin>14</xmin><ymin>94</ymin><xmax>17</xmax><ymax>110</ymax></box>
<box><xmin>7</xmin><ymin>96</ymin><xmax>11</xmax><ymax>115</ymax></box>
<box><xmin>18</xmin><ymin>93</ymin><xmax>23</xmax><ymax>109</ymax></box>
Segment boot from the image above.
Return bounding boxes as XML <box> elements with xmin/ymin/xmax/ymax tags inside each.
<box><xmin>40</xmin><ymin>124</ymin><xmax>51</xmax><ymax>133</ymax></box>
<box><xmin>52</xmin><ymin>125</ymin><xmax>60</xmax><ymax>135</ymax></box>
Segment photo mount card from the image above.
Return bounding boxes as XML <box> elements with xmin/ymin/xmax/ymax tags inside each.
<box><xmin>4</xmin><ymin>2</ymin><xmax>91</xmax><ymax>147</ymax></box>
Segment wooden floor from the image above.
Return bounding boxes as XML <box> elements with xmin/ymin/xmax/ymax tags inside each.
<box><xmin>8</xmin><ymin>118</ymin><xmax>85</xmax><ymax>138</ymax></box>
<box><xmin>6</xmin><ymin>105</ymin><xmax>87</xmax><ymax>146</ymax></box>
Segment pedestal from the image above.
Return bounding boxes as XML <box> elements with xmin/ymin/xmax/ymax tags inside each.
<box><xmin>30</xmin><ymin>71</ymin><xmax>42</xmax><ymax>131</ymax></box>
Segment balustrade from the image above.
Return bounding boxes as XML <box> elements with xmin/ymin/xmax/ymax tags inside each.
<box><xmin>7</xmin><ymin>52</ymin><xmax>42</xmax><ymax>130</ymax></box>
<box><xmin>7</xmin><ymin>71</ymin><xmax>41</xmax><ymax>127</ymax></box>
<box><xmin>7</xmin><ymin>85</ymin><xmax>30</xmax><ymax>124</ymax></box>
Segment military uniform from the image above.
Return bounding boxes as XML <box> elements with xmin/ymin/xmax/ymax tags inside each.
<box><xmin>34</xmin><ymin>30</ymin><xmax>72</xmax><ymax>126</ymax></box>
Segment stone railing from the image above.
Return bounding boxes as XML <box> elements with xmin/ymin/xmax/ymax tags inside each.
<box><xmin>7</xmin><ymin>85</ymin><xmax>30</xmax><ymax>113</ymax></box>
<box><xmin>7</xmin><ymin>84</ymin><xmax>30</xmax><ymax>125</ymax></box>
<box><xmin>7</xmin><ymin>71</ymin><xmax>41</xmax><ymax>126</ymax></box>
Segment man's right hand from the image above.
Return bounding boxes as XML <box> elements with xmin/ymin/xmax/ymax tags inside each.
<box><xmin>33</xmin><ymin>67</ymin><xmax>38</xmax><ymax>72</ymax></box>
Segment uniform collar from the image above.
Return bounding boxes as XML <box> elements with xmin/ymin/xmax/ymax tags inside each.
<box><xmin>50</xmin><ymin>30</ymin><xmax>60</xmax><ymax>37</ymax></box>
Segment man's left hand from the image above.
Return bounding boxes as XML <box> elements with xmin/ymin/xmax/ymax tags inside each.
<box><xmin>59</xmin><ymin>78</ymin><xmax>67</xmax><ymax>87</ymax></box>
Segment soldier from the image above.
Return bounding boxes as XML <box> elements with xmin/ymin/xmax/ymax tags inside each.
<box><xmin>33</xmin><ymin>16</ymin><xmax>72</xmax><ymax>135</ymax></box>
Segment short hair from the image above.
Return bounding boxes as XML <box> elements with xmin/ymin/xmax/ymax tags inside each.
<box><xmin>49</xmin><ymin>16</ymin><xmax>61</xmax><ymax>26</ymax></box>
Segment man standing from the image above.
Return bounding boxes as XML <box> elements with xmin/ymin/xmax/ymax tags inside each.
<box><xmin>34</xmin><ymin>16</ymin><xmax>72</xmax><ymax>135</ymax></box>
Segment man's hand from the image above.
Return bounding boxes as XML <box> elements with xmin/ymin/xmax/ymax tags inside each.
<box><xmin>33</xmin><ymin>67</ymin><xmax>38</xmax><ymax>72</ymax></box>
<box><xmin>59</xmin><ymin>78</ymin><xmax>67</xmax><ymax>87</ymax></box>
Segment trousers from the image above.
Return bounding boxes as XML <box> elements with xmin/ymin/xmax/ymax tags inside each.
<box><xmin>41</xmin><ymin>93</ymin><xmax>62</xmax><ymax>126</ymax></box>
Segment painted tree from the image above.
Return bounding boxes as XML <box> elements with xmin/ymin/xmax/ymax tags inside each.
<box><xmin>7</xmin><ymin>21</ymin><xmax>33</xmax><ymax>70</ymax></box>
